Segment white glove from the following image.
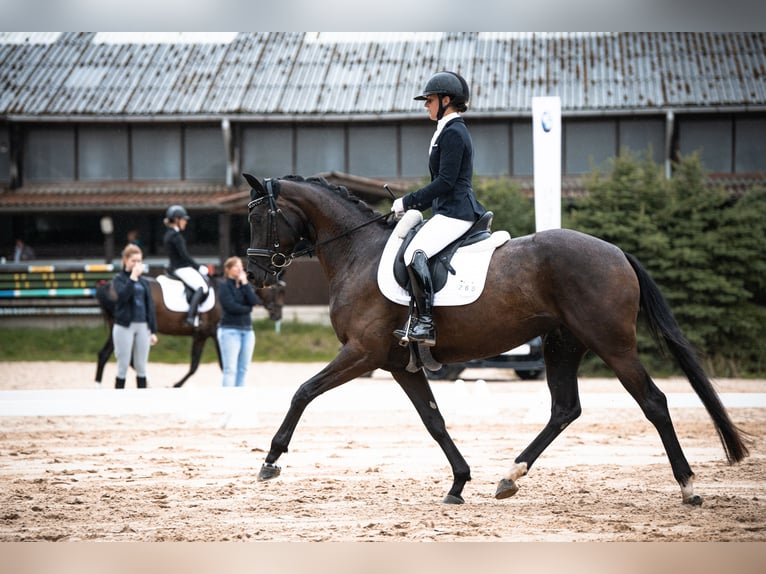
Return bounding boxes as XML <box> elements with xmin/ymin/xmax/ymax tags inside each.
<box><xmin>198</xmin><ymin>264</ymin><xmax>209</xmax><ymax>276</ymax></box>
<box><xmin>391</xmin><ymin>197</ymin><xmax>405</xmax><ymax>217</ymax></box>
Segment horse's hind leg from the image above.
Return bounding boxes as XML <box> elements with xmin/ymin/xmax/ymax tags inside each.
<box><xmin>392</xmin><ymin>369</ymin><xmax>471</xmax><ymax>504</ymax></box>
<box><xmin>497</xmin><ymin>327</ymin><xmax>586</xmax><ymax>499</ymax></box>
<box><xmin>95</xmin><ymin>333</ymin><xmax>114</xmax><ymax>383</ymax></box>
<box><xmin>607</xmin><ymin>355</ymin><xmax>700</xmax><ymax>505</ymax></box>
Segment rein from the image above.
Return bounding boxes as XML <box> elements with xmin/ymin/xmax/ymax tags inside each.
<box><xmin>246</xmin><ymin>178</ymin><xmax>393</xmax><ymax>276</ymax></box>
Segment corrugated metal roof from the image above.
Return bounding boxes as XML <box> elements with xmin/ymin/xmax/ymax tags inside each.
<box><xmin>1</xmin><ymin>32</ymin><xmax>765</xmax><ymax>119</ymax></box>
<box><xmin>0</xmin><ymin>181</ymin><xmax>245</xmax><ymax>213</ymax></box>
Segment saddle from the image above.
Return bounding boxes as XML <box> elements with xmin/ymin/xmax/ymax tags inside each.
<box><xmin>393</xmin><ymin>211</ymin><xmax>494</xmax><ymax>292</ymax></box>
<box><xmin>156</xmin><ymin>273</ymin><xmax>216</xmax><ymax>314</ymax></box>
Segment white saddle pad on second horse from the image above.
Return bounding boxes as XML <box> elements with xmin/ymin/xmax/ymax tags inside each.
<box><xmin>156</xmin><ymin>275</ymin><xmax>216</xmax><ymax>314</ymax></box>
<box><xmin>377</xmin><ymin>210</ymin><xmax>511</xmax><ymax>306</ymax></box>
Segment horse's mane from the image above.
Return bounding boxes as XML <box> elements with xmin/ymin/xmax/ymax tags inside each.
<box><xmin>280</xmin><ymin>175</ymin><xmax>393</xmax><ymax>228</ymax></box>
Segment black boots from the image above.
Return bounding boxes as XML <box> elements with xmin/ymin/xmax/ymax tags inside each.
<box><xmin>115</xmin><ymin>376</ymin><xmax>148</xmax><ymax>389</ymax></box>
<box><xmin>395</xmin><ymin>250</ymin><xmax>436</xmax><ymax>347</ymax></box>
<box><xmin>185</xmin><ymin>287</ymin><xmax>205</xmax><ymax>326</ymax></box>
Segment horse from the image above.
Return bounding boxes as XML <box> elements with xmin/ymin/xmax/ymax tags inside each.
<box><xmin>243</xmin><ymin>173</ymin><xmax>749</xmax><ymax>506</ymax></box>
<box><xmin>95</xmin><ymin>273</ymin><xmax>285</xmax><ymax>388</ymax></box>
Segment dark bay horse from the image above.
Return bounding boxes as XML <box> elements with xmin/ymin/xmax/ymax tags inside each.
<box><xmin>95</xmin><ymin>274</ymin><xmax>285</xmax><ymax>388</ymax></box>
<box><xmin>243</xmin><ymin>173</ymin><xmax>749</xmax><ymax>506</ymax></box>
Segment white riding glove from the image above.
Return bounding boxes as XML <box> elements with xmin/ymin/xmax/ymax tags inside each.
<box><xmin>198</xmin><ymin>264</ymin><xmax>209</xmax><ymax>276</ymax></box>
<box><xmin>391</xmin><ymin>197</ymin><xmax>405</xmax><ymax>218</ymax></box>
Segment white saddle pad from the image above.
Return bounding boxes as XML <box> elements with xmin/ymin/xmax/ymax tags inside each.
<box><xmin>377</xmin><ymin>210</ymin><xmax>510</xmax><ymax>307</ymax></box>
<box><xmin>156</xmin><ymin>275</ymin><xmax>216</xmax><ymax>313</ymax></box>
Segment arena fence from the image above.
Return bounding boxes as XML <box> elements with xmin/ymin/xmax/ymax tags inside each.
<box><xmin>0</xmin><ymin>263</ymin><xmax>114</xmax><ymax>317</ymax></box>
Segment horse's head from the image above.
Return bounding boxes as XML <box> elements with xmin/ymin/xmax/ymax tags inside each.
<box><xmin>256</xmin><ymin>279</ymin><xmax>286</xmax><ymax>322</ymax></box>
<box><xmin>244</xmin><ymin>173</ymin><xmax>308</xmax><ymax>288</ymax></box>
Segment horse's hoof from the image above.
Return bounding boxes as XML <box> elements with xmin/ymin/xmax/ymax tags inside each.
<box><xmin>442</xmin><ymin>494</ymin><xmax>464</xmax><ymax>505</ymax></box>
<box><xmin>495</xmin><ymin>478</ymin><xmax>519</xmax><ymax>500</ymax></box>
<box><xmin>683</xmin><ymin>494</ymin><xmax>703</xmax><ymax>506</ymax></box>
<box><xmin>257</xmin><ymin>462</ymin><xmax>281</xmax><ymax>481</ymax></box>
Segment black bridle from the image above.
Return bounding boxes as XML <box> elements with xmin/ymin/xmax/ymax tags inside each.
<box><xmin>246</xmin><ymin>178</ymin><xmax>392</xmax><ymax>278</ymax></box>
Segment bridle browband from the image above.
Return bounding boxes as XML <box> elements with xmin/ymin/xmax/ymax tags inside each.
<box><xmin>246</xmin><ymin>178</ymin><xmax>392</xmax><ymax>277</ymax></box>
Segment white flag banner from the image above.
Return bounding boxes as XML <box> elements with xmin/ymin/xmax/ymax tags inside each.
<box><xmin>532</xmin><ymin>97</ymin><xmax>562</xmax><ymax>231</ymax></box>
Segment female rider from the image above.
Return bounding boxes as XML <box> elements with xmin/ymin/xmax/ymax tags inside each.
<box><xmin>391</xmin><ymin>71</ymin><xmax>486</xmax><ymax>347</ymax></box>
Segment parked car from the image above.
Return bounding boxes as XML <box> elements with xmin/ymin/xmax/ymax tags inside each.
<box><xmin>426</xmin><ymin>337</ymin><xmax>545</xmax><ymax>381</ymax></box>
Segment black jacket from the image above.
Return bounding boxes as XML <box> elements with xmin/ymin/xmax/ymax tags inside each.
<box><xmin>112</xmin><ymin>270</ymin><xmax>158</xmax><ymax>334</ymax></box>
<box><xmin>402</xmin><ymin>116</ymin><xmax>486</xmax><ymax>222</ymax></box>
<box><xmin>218</xmin><ymin>278</ymin><xmax>261</xmax><ymax>330</ymax></box>
<box><xmin>163</xmin><ymin>227</ymin><xmax>199</xmax><ymax>271</ymax></box>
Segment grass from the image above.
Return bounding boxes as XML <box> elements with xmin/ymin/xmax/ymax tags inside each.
<box><xmin>0</xmin><ymin>319</ymin><xmax>341</xmax><ymax>363</ymax></box>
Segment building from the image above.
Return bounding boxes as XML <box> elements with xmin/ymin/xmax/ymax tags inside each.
<box><xmin>1</xmin><ymin>31</ymin><xmax>765</xmax><ymax>268</ymax></box>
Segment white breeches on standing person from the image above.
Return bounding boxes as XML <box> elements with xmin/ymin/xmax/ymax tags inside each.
<box><xmin>113</xmin><ymin>322</ymin><xmax>152</xmax><ymax>378</ymax></box>
<box><xmin>174</xmin><ymin>266</ymin><xmax>209</xmax><ymax>293</ymax></box>
<box><xmin>403</xmin><ymin>214</ymin><xmax>474</xmax><ymax>264</ymax></box>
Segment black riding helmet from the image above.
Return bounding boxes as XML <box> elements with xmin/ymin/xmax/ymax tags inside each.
<box><xmin>414</xmin><ymin>71</ymin><xmax>470</xmax><ymax>120</ymax></box>
<box><xmin>165</xmin><ymin>205</ymin><xmax>189</xmax><ymax>221</ymax></box>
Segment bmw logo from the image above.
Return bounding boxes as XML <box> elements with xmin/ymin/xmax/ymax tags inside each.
<box><xmin>541</xmin><ymin>111</ymin><xmax>553</xmax><ymax>133</ymax></box>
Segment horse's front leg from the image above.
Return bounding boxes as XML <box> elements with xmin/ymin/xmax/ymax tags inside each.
<box><xmin>391</xmin><ymin>368</ymin><xmax>471</xmax><ymax>504</ymax></box>
<box><xmin>258</xmin><ymin>343</ymin><xmax>375</xmax><ymax>481</ymax></box>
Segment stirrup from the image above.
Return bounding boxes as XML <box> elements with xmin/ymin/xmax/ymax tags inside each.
<box><xmin>393</xmin><ymin>315</ymin><xmax>413</xmax><ymax>346</ymax></box>
<box><xmin>407</xmin><ymin>317</ymin><xmax>436</xmax><ymax>347</ymax></box>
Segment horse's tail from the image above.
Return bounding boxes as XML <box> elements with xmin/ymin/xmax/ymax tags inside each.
<box><xmin>95</xmin><ymin>279</ymin><xmax>115</xmax><ymax>321</ymax></box>
<box><xmin>624</xmin><ymin>252</ymin><xmax>750</xmax><ymax>464</ymax></box>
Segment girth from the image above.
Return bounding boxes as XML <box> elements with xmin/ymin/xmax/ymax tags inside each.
<box><xmin>393</xmin><ymin>211</ymin><xmax>494</xmax><ymax>292</ymax></box>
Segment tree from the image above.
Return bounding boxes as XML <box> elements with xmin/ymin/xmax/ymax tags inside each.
<box><xmin>473</xmin><ymin>177</ymin><xmax>535</xmax><ymax>237</ymax></box>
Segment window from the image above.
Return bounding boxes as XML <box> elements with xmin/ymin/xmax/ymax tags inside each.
<box><xmin>348</xmin><ymin>125</ymin><xmax>397</xmax><ymax>178</ymax></box>
<box><xmin>511</xmin><ymin>120</ymin><xmax>534</xmax><ymax>176</ymax></box>
<box><xmin>565</xmin><ymin>119</ymin><xmax>616</xmax><ymax>174</ymax></box>
<box><xmin>678</xmin><ymin>117</ymin><xmax>732</xmax><ymax>172</ymax></box>
<box><xmin>24</xmin><ymin>126</ymin><xmax>75</xmax><ymax>182</ymax></box>
<box><xmin>619</xmin><ymin>117</ymin><xmax>665</xmax><ymax>161</ymax></box>
<box><xmin>184</xmin><ymin>125</ymin><xmax>226</xmax><ymax>181</ymax></box>
<box><xmin>242</xmin><ymin>125</ymin><xmax>294</xmax><ymax>177</ymax></box>
<box><xmin>78</xmin><ymin>125</ymin><xmax>129</xmax><ymax>180</ymax></box>
<box><xmin>296</xmin><ymin>126</ymin><xmax>345</xmax><ymax>176</ymax></box>
<box><xmin>131</xmin><ymin>125</ymin><xmax>181</xmax><ymax>179</ymax></box>
<box><xmin>400</xmin><ymin>123</ymin><xmax>432</xmax><ymax>178</ymax></box>
<box><xmin>735</xmin><ymin>117</ymin><xmax>766</xmax><ymax>173</ymax></box>
<box><xmin>472</xmin><ymin>123</ymin><xmax>509</xmax><ymax>176</ymax></box>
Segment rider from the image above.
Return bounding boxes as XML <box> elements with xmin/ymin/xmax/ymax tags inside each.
<box><xmin>391</xmin><ymin>71</ymin><xmax>486</xmax><ymax>347</ymax></box>
<box><xmin>163</xmin><ymin>205</ymin><xmax>209</xmax><ymax>326</ymax></box>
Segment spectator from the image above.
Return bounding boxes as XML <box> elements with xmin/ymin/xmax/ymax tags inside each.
<box><xmin>126</xmin><ymin>229</ymin><xmax>144</xmax><ymax>250</ymax></box>
<box><xmin>112</xmin><ymin>243</ymin><xmax>158</xmax><ymax>389</ymax></box>
<box><xmin>13</xmin><ymin>238</ymin><xmax>35</xmax><ymax>262</ymax></box>
<box><xmin>217</xmin><ymin>256</ymin><xmax>260</xmax><ymax>387</ymax></box>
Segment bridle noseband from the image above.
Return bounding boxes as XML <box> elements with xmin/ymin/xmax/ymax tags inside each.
<box><xmin>246</xmin><ymin>177</ymin><xmax>392</xmax><ymax>278</ymax></box>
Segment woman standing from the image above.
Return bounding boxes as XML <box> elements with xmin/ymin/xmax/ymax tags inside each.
<box><xmin>391</xmin><ymin>71</ymin><xmax>486</xmax><ymax>347</ymax></box>
<box><xmin>217</xmin><ymin>256</ymin><xmax>260</xmax><ymax>387</ymax></box>
<box><xmin>112</xmin><ymin>243</ymin><xmax>158</xmax><ymax>389</ymax></box>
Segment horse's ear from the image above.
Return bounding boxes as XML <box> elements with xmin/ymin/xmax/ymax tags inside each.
<box><xmin>242</xmin><ymin>173</ymin><xmax>265</xmax><ymax>194</ymax></box>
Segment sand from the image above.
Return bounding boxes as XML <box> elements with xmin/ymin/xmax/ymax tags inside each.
<box><xmin>0</xmin><ymin>361</ymin><xmax>764</xmax><ymax>542</ymax></box>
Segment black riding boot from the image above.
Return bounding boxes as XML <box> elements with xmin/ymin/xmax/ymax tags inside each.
<box><xmin>395</xmin><ymin>250</ymin><xmax>436</xmax><ymax>346</ymax></box>
<box><xmin>115</xmin><ymin>377</ymin><xmax>126</xmax><ymax>389</ymax></box>
<box><xmin>185</xmin><ymin>287</ymin><xmax>205</xmax><ymax>326</ymax></box>
<box><xmin>136</xmin><ymin>376</ymin><xmax>147</xmax><ymax>389</ymax></box>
